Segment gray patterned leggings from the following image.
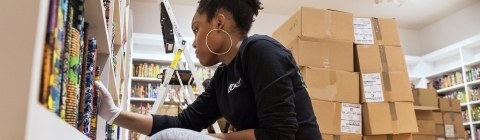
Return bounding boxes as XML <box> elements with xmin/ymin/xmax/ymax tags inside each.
<box><xmin>149</xmin><ymin>128</ymin><xmax>221</xmax><ymax>140</ymax></box>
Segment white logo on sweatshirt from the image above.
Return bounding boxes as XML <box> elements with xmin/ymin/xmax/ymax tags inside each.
<box><xmin>228</xmin><ymin>78</ymin><xmax>242</xmax><ymax>93</ymax></box>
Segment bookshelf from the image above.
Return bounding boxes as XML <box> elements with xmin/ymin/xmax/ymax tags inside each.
<box><xmin>0</xmin><ymin>0</ymin><xmax>132</xmax><ymax>139</ymax></box>
<box><xmin>406</xmin><ymin>34</ymin><xmax>480</xmax><ymax>140</ymax></box>
<box><xmin>123</xmin><ymin>38</ymin><xmax>218</xmax><ymax>139</ymax></box>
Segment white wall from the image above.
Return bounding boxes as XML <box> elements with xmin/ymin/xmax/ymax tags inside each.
<box><xmin>130</xmin><ymin>1</ymin><xmax>162</xmax><ymax>35</ymax></box>
<box><xmin>419</xmin><ymin>1</ymin><xmax>480</xmax><ymax>55</ymax></box>
<box><xmin>399</xmin><ymin>29</ymin><xmax>422</xmax><ymax>56</ymax></box>
<box><xmin>130</xmin><ymin>1</ymin><xmax>425</xmax><ymax>56</ymax></box>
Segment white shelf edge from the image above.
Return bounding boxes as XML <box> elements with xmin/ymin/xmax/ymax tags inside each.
<box><xmin>113</xmin><ymin>0</ymin><xmax>122</xmax><ymax>45</ymax></box>
<box><xmin>469</xmin><ymin>100</ymin><xmax>480</xmax><ymax>105</ymax></box>
<box><xmin>425</xmin><ymin>65</ymin><xmax>463</xmax><ymax>79</ymax></box>
<box><xmin>464</xmin><ymin>59</ymin><xmax>480</xmax><ymax>67</ymax></box>
<box><xmin>108</xmin><ymin>60</ymin><xmax>121</xmax><ymax>105</ymax></box>
<box><xmin>436</xmin><ymin>83</ymin><xmax>465</xmax><ymax>94</ymax></box>
<box><xmin>84</xmin><ymin>0</ymin><xmax>111</xmax><ymax>54</ymax></box>
<box><xmin>26</xmin><ymin>103</ymin><xmax>90</xmax><ymax>140</ymax></box>
<box><xmin>130</xmin><ymin>98</ymin><xmax>156</xmax><ymax>102</ymax></box>
<box><xmin>131</xmin><ymin>77</ymin><xmax>163</xmax><ymax>82</ymax></box>
<box><xmin>466</xmin><ymin>80</ymin><xmax>480</xmax><ymax>86</ymax></box>
<box><xmin>471</xmin><ymin>121</ymin><xmax>480</xmax><ymax>125</ymax></box>
<box><xmin>130</xmin><ymin>98</ymin><xmax>180</xmax><ymax>103</ymax></box>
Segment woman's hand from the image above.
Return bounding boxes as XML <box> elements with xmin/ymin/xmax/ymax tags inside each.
<box><xmin>94</xmin><ymin>81</ymin><xmax>121</xmax><ymax>124</ymax></box>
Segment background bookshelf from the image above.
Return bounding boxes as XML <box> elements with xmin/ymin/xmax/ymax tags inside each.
<box><xmin>123</xmin><ymin>53</ymin><xmax>217</xmax><ymax>140</ymax></box>
<box><xmin>407</xmin><ymin>34</ymin><xmax>480</xmax><ymax>140</ymax></box>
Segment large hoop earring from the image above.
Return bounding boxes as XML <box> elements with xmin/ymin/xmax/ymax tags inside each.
<box><xmin>205</xmin><ymin>29</ymin><xmax>232</xmax><ymax>55</ymax></box>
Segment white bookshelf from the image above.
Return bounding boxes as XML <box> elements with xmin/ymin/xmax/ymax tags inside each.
<box><xmin>0</xmin><ymin>0</ymin><xmax>131</xmax><ymax>139</ymax></box>
<box><xmin>406</xmin><ymin>33</ymin><xmax>480</xmax><ymax>140</ymax></box>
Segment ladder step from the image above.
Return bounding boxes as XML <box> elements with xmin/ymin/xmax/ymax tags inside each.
<box><xmin>161</xmin><ymin>69</ymin><xmax>195</xmax><ymax>85</ymax></box>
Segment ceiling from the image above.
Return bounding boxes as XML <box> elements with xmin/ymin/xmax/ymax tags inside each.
<box><xmin>133</xmin><ymin>0</ymin><xmax>479</xmax><ymax>30</ymax></box>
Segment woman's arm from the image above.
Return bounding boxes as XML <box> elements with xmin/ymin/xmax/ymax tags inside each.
<box><xmin>94</xmin><ymin>81</ymin><xmax>222</xmax><ymax>136</ymax></box>
<box><xmin>112</xmin><ymin>111</ymin><xmax>154</xmax><ymax>135</ymax></box>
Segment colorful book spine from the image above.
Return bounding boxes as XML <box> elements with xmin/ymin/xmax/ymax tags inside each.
<box><xmin>89</xmin><ymin>66</ymin><xmax>100</xmax><ymax>139</ymax></box>
<box><xmin>81</xmin><ymin>36</ymin><xmax>97</xmax><ymax>135</ymax></box>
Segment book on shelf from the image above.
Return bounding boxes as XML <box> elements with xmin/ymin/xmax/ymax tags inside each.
<box><xmin>427</xmin><ymin>70</ymin><xmax>464</xmax><ymax>90</ymax></box>
<box><xmin>443</xmin><ymin>90</ymin><xmax>467</xmax><ymax>104</ymax></box>
<box><xmin>132</xmin><ymin>63</ymin><xmax>169</xmax><ymax>78</ymax></box>
<box><xmin>466</xmin><ymin>67</ymin><xmax>480</xmax><ymax>83</ymax></box>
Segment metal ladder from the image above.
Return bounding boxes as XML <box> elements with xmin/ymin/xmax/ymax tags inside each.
<box><xmin>138</xmin><ymin>0</ymin><xmax>222</xmax><ymax>139</ymax></box>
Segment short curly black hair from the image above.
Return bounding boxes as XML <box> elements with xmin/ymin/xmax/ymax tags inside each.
<box><xmin>197</xmin><ymin>0</ymin><xmax>263</xmax><ymax>35</ymax></box>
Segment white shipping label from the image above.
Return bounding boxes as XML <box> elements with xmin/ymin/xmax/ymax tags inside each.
<box><xmin>444</xmin><ymin>124</ymin><xmax>454</xmax><ymax>137</ymax></box>
<box><xmin>340</xmin><ymin>103</ymin><xmax>362</xmax><ymax>134</ymax></box>
<box><xmin>362</xmin><ymin>73</ymin><xmax>384</xmax><ymax>102</ymax></box>
<box><xmin>353</xmin><ymin>18</ymin><xmax>374</xmax><ymax>44</ymax></box>
<box><xmin>436</xmin><ymin>138</ymin><xmax>445</xmax><ymax>140</ymax></box>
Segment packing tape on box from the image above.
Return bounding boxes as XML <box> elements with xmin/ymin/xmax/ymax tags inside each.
<box><xmin>386</xmin><ymin>134</ymin><xmax>393</xmax><ymax>140</ymax></box>
<box><xmin>323</xmin><ymin>44</ymin><xmax>330</xmax><ymax>69</ymax></box>
<box><xmin>449</xmin><ymin>112</ymin><xmax>456</xmax><ymax>122</ymax></box>
<box><xmin>454</xmin><ymin>124</ymin><xmax>457</xmax><ymax>133</ymax></box>
<box><xmin>324</xmin><ymin>10</ymin><xmax>332</xmax><ymax>38</ymax></box>
<box><xmin>449</xmin><ymin>99</ymin><xmax>453</xmax><ymax>107</ymax></box>
<box><xmin>333</xmin><ymin>135</ymin><xmax>340</xmax><ymax>140</ymax></box>
<box><xmin>379</xmin><ymin>45</ymin><xmax>392</xmax><ymax>91</ymax></box>
<box><xmin>330</xmin><ymin>71</ymin><xmax>336</xmax><ymax>85</ymax></box>
<box><xmin>323</xmin><ymin>58</ymin><xmax>330</xmax><ymax>69</ymax></box>
<box><xmin>372</xmin><ymin>17</ymin><xmax>383</xmax><ymax>40</ymax></box>
<box><xmin>388</xmin><ymin>102</ymin><xmax>398</xmax><ymax>121</ymax></box>
<box><xmin>413</xmin><ymin>91</ymin><xmax>421</xmax><ymax>106</ymax></box>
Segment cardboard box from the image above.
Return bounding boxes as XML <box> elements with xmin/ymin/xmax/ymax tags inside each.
<box><xmin>272</xmin><ymin>6</ymin><xmax>354</xmax><ymax>46</ymax></box>
<box><xmin>436</xmin><ymin>124</ymin><xmax>445</xmax><ymax>136</ymax></box>
<box><xmin>438</xmin><ymin>99</ymin><xmax>461</xmax><ymax>112</ymax></box>
<box><xmin>433</xmin><ymin>112</ymin><xmax>444</xmax><ymax>124</ymax></box>
<box><xmin>360</xmin><ymin>72</ymin><xmax>413</xmax><ymax>103</ymax></box>
<box><xmin>289</xmin><ymin>37</ymin><xmax>354</xmax><ymax>72</ymax></box>
<box><xmin>415</xmin><ymin>120</ymin><xmax>436</xmax><ymax>135</ymax></box>
<box><xmin>415</xmin><ymin>110</ymin><xmax>434</xmax><ymax>120</ymax></box>
<box><xmin>414</xmin><ymin>110</ymin><xmax>446</xmax><ymax>137</ymax></box>
<box><xmin>301</xmin><ymin>67</ymin><xmax>359</xmax><ymax>103</ymax></box>
<box><xmin>413</xmin><ymin>89</ymin><xmax>439</xmax><ymax>110</ymax></box>
<box><xmin>322</xmin><ymin>134</ymin><xmax>362</xmax><ymax>140</ymax></box>
<box><xmin>354</xmin><ymin>45</ymin><xmax>407</xmax><ymax>73</ymax></box>
<box><xmin>445</xmin><ymin>138</ymin><xmax>465</xmax><ymax>140</ymax></box>
<box><xmin>363</xmin><ymin>102</ymin><xmax>418</xmax><ymax>135</ymax></box>
<box><xmin>311</xmin><ymin>100</ymin><xmax>362</xmax><ymax>135</ymax></box>
<box><xmin>160</xmin><ymin>105</ymin><xmax>179</xmax><ymax>116</ymax></box>
<box><xmin>353</xmin><ymin>17</ymin><xmax>401</xmax><ymax>46</ymax></box>
<box><xmin>412</xmin><ymin>135</ymin><xmax>446</xmax><ymax>140</ymax></box>
<box><xmin>443</xmin><ymin>123</ymin><xmax>465</xmax><ymax>138</ymax></box>
<box><xmin>363</xmin><ymin>134</ymin><xmax>413</xmax><ymax>140</ymax></box>
<box><xmin>442</xmin><ymin>112</ymin><xmax>463</xmax><ymax>125</ymax></box>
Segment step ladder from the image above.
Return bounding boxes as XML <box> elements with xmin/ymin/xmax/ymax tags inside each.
<box><xmin>138</xmin><ymin>0</ymin><xmax>222</xmax><ymax>139</ymax></box>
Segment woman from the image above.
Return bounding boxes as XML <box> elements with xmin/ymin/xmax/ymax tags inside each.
<box><xmin>94</xmin><ymin>0</ymin><xmax>322</xmax><ymax>139</ymax></box>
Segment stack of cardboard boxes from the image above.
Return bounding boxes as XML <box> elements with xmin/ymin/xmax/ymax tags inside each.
<box><xmin>273</xmin><ymin>6</ymin><xmax>419</xmax><ymax>140</ymax></box>
<box><xmin>273</xmin><ymin>7</ymin><xmax>362</xmax><ymax>140</ymax></box>
<box><xmin>354</xmin><ymin>17</ymin><xmax>418</xmax><ymax>139</ymax></box>
<box><xmin>412</xmin><ymin>88</ymin><xmax>466</xmax><ymax>140</ymax></box>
